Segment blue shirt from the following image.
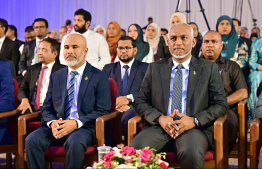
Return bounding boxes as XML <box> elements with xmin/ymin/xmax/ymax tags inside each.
<box><xmin>167</xmin><ymin>56</ymin><xmax>191</xmax><ymax>115</ymax></box>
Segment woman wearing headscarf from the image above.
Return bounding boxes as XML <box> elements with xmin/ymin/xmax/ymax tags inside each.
<box><xmin>189</xmin><ymin>22</ymin><xmax>202</xmax><ymax>57</ymax></box>
<box><xmin>216</xmin><ymin>15</ymin><xmax>248</xmax><ymax>69</ymax></box>
<box><xmin>105</xmin><ymin>21</ymin><xmax>122</xmax><ymax>62</ymax></box>
<box><xmin>156</xmin><ymin>12</ymin><xmax>186</xmax><ymax>60</ymax></box>
<box><xmin>144</xmin><ymin>23</ymin><xmax>161</xmax><ymax>61</ymax></box>
<box><xmin>94</xmin><ymin>25</ymin><xmax>106</xmax><ymax>36</ymax></box>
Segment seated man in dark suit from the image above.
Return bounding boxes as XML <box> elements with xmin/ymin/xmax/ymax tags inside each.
<box><xmin>18</xmin><ymin>38</ymin><xmax>65</xmax><ymax>115</ymax></box>
<box><xmin>103</xmin><ymin>36</ymin><xmax>148</xmax><ymax>141</ymax></box>
<box><xmin>25</xmin><ymin>33</ymin><xmax>111</xmax><ymax>169</ymax></box>
<box><xmin>0</xmin><ymin>19</ymin><xmax>20</xmax><ymax>74</ymax></box>
<box><xmin>19</xmin><ymin>18</ymin><xmax>49</xmax><ymax>76</ymax></box>
<box><xmin>130</xmin><ymin>23</ymin><xmax>228</xmax><ymax>168</ymax></box>
<box><xmin>0</xmin><ymin>61</ymin><xmax>14</xmax><ymax>145</ymax></box>
<box><xmin>202</xmin><ymin>30</ymin><xmax>248</xmax><ymax>153</ymax></box>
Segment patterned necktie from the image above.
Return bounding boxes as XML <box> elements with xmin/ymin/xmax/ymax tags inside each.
<box><xmin>34</xmin><ymin>66</ymin><xmax>48</xmax><ymax>111</ymax></box>
<box><xmin>171</xmin><ymin>64</ymin><xmax>183</xmax><ymax>116</ymax></box>
<box><xmin>64</xmin><ymin>71</ymin><xmax>78</xmax><ymax>120</ymax></box>
<box><xmin>122</xmin><ymin>65</ymin><xmax>129</xmax><ymax>96</ymax></box>
<box><xmin>34</xmin><ymin>41</ymin><xmax>41</xmax><ymax>64</ymax></box>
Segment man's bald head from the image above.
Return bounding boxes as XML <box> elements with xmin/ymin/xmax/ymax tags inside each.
<box><xmin>202</xmin><ymin>30</ymin><xmax>223</xmax><ymax>62</ymax></box>
<box><xmin>63</xmin><ymin>33</ymin><xmax>88</xmax><ymax>69</ymax></box>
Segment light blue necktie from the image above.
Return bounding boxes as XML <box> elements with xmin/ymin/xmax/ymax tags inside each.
<box><xmin>122</xmin><ymin>65</ymin><xmax>129</xmax><ymax>96</ymax></box>
<box><xmin>171</xmin><ymin>64</ymin><xmax>183</xmax><ymax>117</ymax></box>
<box><xmin>64</xmin><ymin>71</ymin><xmax>78</xmax><ymax>120</ymax></box>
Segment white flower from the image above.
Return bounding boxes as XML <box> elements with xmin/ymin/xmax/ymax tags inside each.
<box><xmin>112</xmin><ymin>147</ymin><xmax>121</xmax><ymax>152</ymax></box>
<box><xmin>136</xmin><ymin>149</ymin><xmax>141</xmax><ymax>154</ymax></box>
<box><xmin>113</xmin><ymin>151</ymin><xmax>123</xmax><ymax>158</ymax></box>
<box><xmin>114</xmin><ymin>164</ymin><xmax>128</xmax><ymax>169</ymax></box>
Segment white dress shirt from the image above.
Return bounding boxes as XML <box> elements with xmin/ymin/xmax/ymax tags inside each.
<box><xmin>119</xmin><ymin>58</ymin><xmax>135</xmax><ymax>102</ymax></box>
<box><xmin>59</xmin><ymin>30</ymin><xmax>111</xmax><ymax>70</ymax></box>
<box><xmin>167</xmin><ymin>56</ymin><xmax>191</xmax><ymax>115</ymax></box>
<box><xmin>0</xmin><ymin>36</ymin><xmax>6</xmax><ymax>51</ymax></box>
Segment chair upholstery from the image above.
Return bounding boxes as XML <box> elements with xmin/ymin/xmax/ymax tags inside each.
<box><xmin>128</xmin><ymin>115</ymin><xmax>229</xmax><ymax>169</ymax></box>
<box><xmin>250</xmin><ymin>118</ymin><xmax>262</xmax><ymax>169</ymax></box>
<box><xmin>17</xmin><ymin>78</ymin><xmax>121</xmax><ymax>168</ymax></box>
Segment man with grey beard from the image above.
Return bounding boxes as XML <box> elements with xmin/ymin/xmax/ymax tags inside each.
<box><xmin>130</xmin><ymin>23</ymin><xmax>228</xmax><ymax>168</ymax></box>
<box><xmin>25</xmin><ymin>32</ymin><xmax>111</xmax><ymax>169</ymax></box>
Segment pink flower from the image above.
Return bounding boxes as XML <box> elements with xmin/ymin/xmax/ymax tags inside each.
<box><xmin>120</xmin><ymin>146</ymin><xmax>136</xmax><ymax>156</ymax></box>
<box><xmin>103</xmin><ymin>161</ymin><xmax>111</xmax><ymax>168</ymax></box>
<box><xmin>160</xmin><ymin>162</ymin><xmax>168</xmax><ymax>169</ymax></box>
<box><xmin>140</xmin><ymin>148</ymin><xmax>154</xmax><ymax>163</ymax></box>
<box><xmin>103</xmin><ymin>150</ymin><xmax>115</xmax><ymax>161</ymax></box>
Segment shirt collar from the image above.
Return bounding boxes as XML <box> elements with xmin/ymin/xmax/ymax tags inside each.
<box><xmin>0</xmin><ymin>35</ymin><xmax>6</xmax><ymax>44</ymax></box>
<box><xmin>215</xmin><ymin>54</ymin><xmax>225</xmax><ymax>64</ymax></box>
<box><xmin>119</xmin><ymin>58</ymin><xmax>135</xmax><ymax>69</ymax></box>
<box><xmin>68</xmin><ymin>61</ymin><xmax>87</xmax><ymax>77</ymax></box>
<box><xmin>82</xmin><ymin>29</ymin><xmax>90</xmax><ymax>36</ymax></box>
<box><xmin>42</xmin><ymin>61</ymin><xmax>55</xmax><ymax>70</ymax></box>
<box><xmin>12</xmin><ymin>37</ymin><xmax>16</xmax><ymax>41</ymax></box>
<box><xmin>36</xmin><ymin>36</ymin><xmax>48</xmax><ymax>43</ymax></box>
<box><xmin>172</xmin><ymin>56</ymin><xmax>192</xmax><ymax>70</ymax></box>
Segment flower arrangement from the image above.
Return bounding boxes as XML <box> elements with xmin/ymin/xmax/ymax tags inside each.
<box><xmin>92</xmin><ymin>143</ymin><xmax>168</xmax><ymax>169</ymax></box>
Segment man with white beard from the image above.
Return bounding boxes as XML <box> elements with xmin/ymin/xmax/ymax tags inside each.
<box><xmin>59</xmin><ymin>9</ymin><xmax>111</xmax><ymax>70</ymax></box>
<box><xmin>130</xmin><ymin>23</ymin><xmax>227</xmax><ymax>169</ymax></box>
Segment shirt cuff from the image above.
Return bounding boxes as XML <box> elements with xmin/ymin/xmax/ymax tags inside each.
<box><xmin>47</xmin><ymin>120</ymin><xmax>55</xmax><ymax>128</ymax></box>
<box><xmin>127</xmin><ymin>94</ymin><xmax>134</xmax><ymax>102</ymax></box>
<box><xmin>76</xmin><ymin>119</ymin><xmax>83</xmax><ymax>128</ymax></box>
<box><xmin>22</xmin><ymin>70</ymin><xmax>27</xmax><ymax>76</ymax></box>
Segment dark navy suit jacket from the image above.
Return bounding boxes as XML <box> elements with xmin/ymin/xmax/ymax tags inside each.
<box><xmin>41</xmin><ymin>62</ymin><xmax>111</xmax><ymax>129</ymax></box>
<box><xmin>102</xmin><ymin>59</ymin><xmax>148</xmax><ymax>101</ymax></box>
<box><xmin>0</xmin><ymin>61</ymin><xmax>14</xmax><ymax>144</ymax></box>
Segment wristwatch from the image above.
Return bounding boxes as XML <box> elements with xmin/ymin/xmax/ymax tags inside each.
<box><xmin>194</xmin><ymin>117</ymin><xmax>200</xmax><ymax>127</ymax></box>
<box><xmin>126</xmin><ymin>95</ymin><xmax>133</xmax><ymax>103</ymax></box>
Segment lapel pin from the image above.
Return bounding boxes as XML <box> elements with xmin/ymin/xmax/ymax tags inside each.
<box><xmin>193</xmin><ymin>71</ymin><xmax>197</xmax><ymax>75</ymax></box>
<box><xmin>84</xmin><ymin>76</ymin><xmax>88</xmax><ymax>80</ymax></box>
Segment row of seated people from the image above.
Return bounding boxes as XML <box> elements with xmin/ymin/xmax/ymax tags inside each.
<box><xmin>0</xmin><ymin>22</ymin><xmax>249</xmax><ymax>168</ymax></box>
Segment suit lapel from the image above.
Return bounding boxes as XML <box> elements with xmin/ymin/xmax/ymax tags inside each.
<box><xmin>77</xmin><ymin>62</ymin><xmax>93</xmax><ymax>110</ymax></box>
<box><xmin>31</xmin><ymin>64</ymin><xmax>42</xmax><ymax>92</ymax></box>
<box><xmin>59</xmin><ymin>67</ymin><xmax>68</xmax><ymax>116</ymax></box>
<box><xmin>160</xmin><ymin>58</ymin><xmax>173</xmax><ymax>113</ymax></box>
<box><xmin>29</xmin><ymin>40</ymin><xmax>36</xmax><ymax>60</ymax></box>
<box><xmin>115</xmin><ymin>62</ymin><xmax>122</xmax><ymax>96</ymax></box>
<box><xmin>0</xmin><ymin>38</ymin><xmax>8</xmax><ymax>55</ymax></box>
<box><xmin>186</xmin><ymin>57</ymin><xmax>202</xmax><ymax>114</ymax></box>
<box><xmin>126</xmin><ymin>60</ymin><xmax>138</xmax><ymax>94</ymax></box>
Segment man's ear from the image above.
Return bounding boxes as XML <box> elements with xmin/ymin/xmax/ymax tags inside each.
<box><xmin>192</xmin><ymin>38</ymin><xmax>197</xmax><ymax>48</ymax></box>
<box><xmin>84</xmin><ymin>47</ymin><xmax>88</xmax><ymax>56</ymax></box>
<box><xmin>85</xmin><ymin>21</ymin><xmax>90</xmax><ymax>29</ymax></box>
<box><xmin>133</xmin><ymin>47</ymin><xmax>138</xmax><ymax>55</ymax></box>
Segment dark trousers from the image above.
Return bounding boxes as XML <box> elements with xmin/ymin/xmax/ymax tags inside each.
<box><xmin>25</xmin><ymin>126</ymin><xmax>95</xmax><ymax>169</ymax></box>
<box><xmin>121</xmin><ymin>107</ymin><xmax>138</xmax><ymax>144</ymax></box>
<box><xmin>130</xmin><ymin>126</ymin><xmax>209</xmax><ymax>169</ymax></box>
<box><xmin>227</xmin><ymin>108</ymin><xmax>239</xmax><ymax>153</ymax></box>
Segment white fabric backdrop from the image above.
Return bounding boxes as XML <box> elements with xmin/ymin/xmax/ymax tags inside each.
<box><xmin>0</xmin><ymin>0</ymin><xmax>260</xmax><ymax>40</ymax></box>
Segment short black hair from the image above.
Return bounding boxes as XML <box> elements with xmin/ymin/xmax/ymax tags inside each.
<box><xmin>25</xmin><ymin>26</ymin><xmax>34</xmax><ymax>33</ymax></box>
<box><xmin>0</xmin><ymin>18</ymin><xmax>8</xmax><ymax>34</ymax></box>
<box><xmin>74</xmin><ymin>8</ymin><xmax>92</xmax><ymax>23</ymax></box>
<box><xmin>8</xmin><ymin>25</ymin><xmax>17</xmax><ymax>37</ymax></box>
<box><xmin>65</xmin><ymin>20</ymin><xmax>71</xmax><ymax>26</ymax></box>
<box><xmin>121</xmin><ymin>29</ymin><xmax>126</xmax><ymax>36</ymax></box>
<box><xmin>41</xmin><ymin>38</ymin><xmax>60</xmax><ymax>55</ymax></box>
<box><xmin>252</xmin><ymin>27</ymin><xmax>260</xmax><ymax>32</ymax></box>
<box><xmin>161</xmin><ymin>28</ymin><xmax>168</xmax><ymax>33</ymax></box>
<box><xmin>33</xmin><ymin>18</ymin><xmax>48</xmax><ymax>28</ymax></box>
<box><xmin>117</xmin><ymin>36</ymin><xmax>136</xmax><ymax>48</ymax></box>
<box><xmin>148</xmin><ymin>17</ymin><xmax>153</xmax><ymax>21</ymax></box>
<box><xmin>232</xmin><ymin>18</ymin><xmax>241</xmax><ymax>26</ymax></box>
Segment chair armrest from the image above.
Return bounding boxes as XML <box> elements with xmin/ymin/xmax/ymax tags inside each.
<box><xmin>127</xmin><ymin>115</ymin><xmax>142</xmax><ymax>146</ymax></box>
<box><xmin>0</xmin><ymin>109</ymin><xmax>21</xmax><ymax>119</ymax></box>
<box><xmin>214</xmin><ymin>115</ymin><xmax>228</xmax><ymax>169</ymax></box>
<box><xmin>250</xmin><ymin>118</ymin><xmax>262</xmax><ymax>169</ymax></box>
<box><xmin>238</xmin><ymin>100</ymin><xmax>247</xmax><ymax>169</ymax></box>
<box><xmin>96</xmin><ymin>111</ymin><xmax>121</xmax><ymax>146</ymax></box>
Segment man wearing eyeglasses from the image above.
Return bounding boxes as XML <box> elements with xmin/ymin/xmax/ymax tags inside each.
<box><xmin>19</xmin><ymin>18</ymin><xmax>49</xmax><ymax>76</ymax></box>
<box><xmin>18</xmin><ymin>38</ymin><xmax>65</xmax><ymax>117</ymax></box>
<box><xmin>103</xmin><ymin>36</ymin><xmax>148</xmax><ymax>142</ymax></box>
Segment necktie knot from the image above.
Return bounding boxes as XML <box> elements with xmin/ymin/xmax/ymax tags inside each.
<box><xmin>70</xmin><ymin>71</ymin><xmax>78</xmax><ymax>77</ymax></box>
<box><xmin>123</xmin><ymin>65</ymin><xmax>129</xmax><ymax>70</ymax></box>
<box><xmin>177</xmin><ymin>64</ymin><xmax>183</xmax><ymax>70</ymax></box>
<box><xmin>42</xmin><ymin>65</ymin><xmax>48</xmax><ymax>71</ymax></box>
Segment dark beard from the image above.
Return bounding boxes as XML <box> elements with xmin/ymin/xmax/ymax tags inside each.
<box><xmin>74</xmin><ymin>25</ymin><xmax>87</xmax><ymax>34</ymax></box>
<box><xmin>119</xmin><ymin>56</ymin><xmax>133</xmax><ymax>63</ymax></box>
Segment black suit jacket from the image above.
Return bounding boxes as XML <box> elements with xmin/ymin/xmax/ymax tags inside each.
<box><xmin>15</xmin><ymin>39</ymin><xmax>24</xmax><ymax>48</ymax></box>
<box><xmin>135</xmin><ymin>57</ymin><xmax>228</xmax><ymax>147</ymax></box>
<box><xmin>102</xmin><ymin>60</ymin><xmax>148</xmax><ymax>100</ymax></box>
<box><xmin>0</xmin><ymin>37</ymin><xmax>20</xmax><ymax>73</ymax></box>
<box><xmin>18</xmin><ymin>61</ymin><xmax>66</xmax><ymax>102</ymax></box>
<box><xmin>19</xmin><ymin>39</ymin><xmax>36</xmax><ymax>74</ymax></box>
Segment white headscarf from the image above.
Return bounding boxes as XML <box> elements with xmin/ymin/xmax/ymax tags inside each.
<box><xmin>94</xmin><ymin>25</ymin><xmax>106</xmax><ymax>36</ymax></box>
<box><xmin>169</xmin><ymin>12</ymin><xmax>187</xmax><ymax>26</ymax></box>
<box><xmin>144</xmin><ymin>23</ymin><xmax>161</xmax><ymax>55</ymax></box>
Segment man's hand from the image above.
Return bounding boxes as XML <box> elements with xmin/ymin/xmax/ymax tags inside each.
<box><xmin>158</xmin><ymin>111</ymin><xmax>176</xmax><ymax>136</ymax></box>
<box><xmin>50</xmin><ymin>118</ymin><xmax>63</xmax><ymax>138</ymax></box>
<box><xmin>170</xmin><ymin>111</ymin><xmax>195</xmax><ymax>139</ymax></box>
<box><xmin>115</xmin><ymin>96</ymin><xmax>129</xmax><ymax>110</ymax></box>
<box><xmin>17</xmin><ymin>98</ymin><xmax>33</xmax><ymax>114</ymax></box>
<box><xmin>116</xmin><ymin>104</ymin><xmax>130</xmax><ymax>113</ymax></box>
<box><xmin>53</xmin><ymin>120</ymin><xmax>78</xmax><ymax>139</ymax></box>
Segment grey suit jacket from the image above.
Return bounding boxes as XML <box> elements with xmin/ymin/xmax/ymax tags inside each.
<box><xmin>256</xmin><ymin>93</ymin><xmax>262</xmax><ymax>118</ymax></box>
<box><xmin>135</xmin><ymin>56</ymin><xmax>228</xmax><ymax>147</ymax></box>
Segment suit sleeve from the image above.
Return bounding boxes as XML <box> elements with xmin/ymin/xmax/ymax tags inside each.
<box><xmin>19</xmin><ymin>44</ymin><xmax>28</xmax><ymax>73</ymax></box>
<box><xmin>11</xmin><ymin>42</ymin><xmax>20</xmax><ymax>74</ymax></box>
<box><xmin>78</xmin><ymin>72</ymin><xmax>111</xmax><ymax>126</ymax></box>
<box><xmin>135</xmin><ymin>63</ymin><xmax>163</xmax><ymax>123</ymax></box>
<box><xmin>193</xmin><ymin>62</ymin><xmax>228</xmax><ymax>127</ymax></box>
<box><xmin>18</xmin><ymin>67</ymin><xmax>31</xmax><ymax>101</ymax></box>
<box><xmin>0</xmin><ymin>63</ymin><xmax>14</xmax><ymax>113</ymax></box>
<box><xmin>256</xmin><ymin>93</ymin><xmax>262</xmax><ymax>118</ymax></box>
